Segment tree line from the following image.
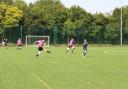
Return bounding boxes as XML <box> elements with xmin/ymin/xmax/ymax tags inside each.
<box><xmin>0</xmin><ymin>0</ymin><xmax>128</xmax><ymax>44</ymax></box>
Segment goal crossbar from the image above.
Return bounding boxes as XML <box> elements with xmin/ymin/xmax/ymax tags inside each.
<box><xmin>26</xmin><ymin>35</ymin><xmax>50</xmax><ymax>47</ymax></box>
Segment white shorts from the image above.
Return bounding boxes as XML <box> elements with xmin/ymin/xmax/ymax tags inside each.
<box><xmin>83</xmin><ymin>50</ymin><xmax>87</xmax><ymax>53</ymax></box>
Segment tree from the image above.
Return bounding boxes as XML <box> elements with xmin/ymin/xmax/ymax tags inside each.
<box><xmin>0</xmin><ymin>3</ymin><xmax>23</xmax><ymax>36</ymax></box>
<box><xmin>63</xmin><ymin>5</ymin><xmax>88</xmax><ymax>38</ymax></box>
<box><xmin>91</xmin><ymin>13</ymin><xmax>108</xmax><ymax>43</ymax></box>
<box><xmin>13</xmin><ymin>0</ymin><xmax>27</xmax><ymax>12</ymax></box>
<box><xmin>105</xmin><ymin>16</ymin><xmax>119</xmax><ymax>44</ymax></box>
<box><xmin>63</xmin><ymin>19</ymin><xmax>76</xmax><ymax>37</ymax></box>
<box><xmin>0</xmin><ymin>0</ymin><xmax>13</xmax><ymax>4</ymax></box>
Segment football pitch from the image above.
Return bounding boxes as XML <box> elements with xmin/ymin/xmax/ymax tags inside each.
<box><xmin>0</xmin><ymin>46</ymin><xmax>128</xmax><ymax>89</ymax></box>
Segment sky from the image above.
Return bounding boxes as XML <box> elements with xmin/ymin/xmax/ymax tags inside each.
<box><xmin>24</xmin><ymin>0</ymin><xmax>128</xmax><ymax>14</ymax></box>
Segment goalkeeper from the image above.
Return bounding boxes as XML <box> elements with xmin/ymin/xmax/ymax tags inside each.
<box><xmin>35</xmin><ymin>39</ymin><xmax>51</xmax><ymax>57</ymax></box>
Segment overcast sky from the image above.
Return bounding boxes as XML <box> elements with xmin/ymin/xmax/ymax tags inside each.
<box><xmin>24</xmin><ymin>0</ymin><xmax>128</xmax><ymax>13</ymax></box>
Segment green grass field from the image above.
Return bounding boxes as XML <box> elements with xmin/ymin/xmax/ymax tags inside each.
<box><xmin>0</xmin><ymin>46</ymin><xmax>128</xmax><ymax>89</ymax></box>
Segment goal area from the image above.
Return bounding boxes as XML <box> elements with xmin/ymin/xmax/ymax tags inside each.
<box><xmin>25</xmin><ymin>35</ymin><xmax>50</xmax><ymax>46</ymax></box>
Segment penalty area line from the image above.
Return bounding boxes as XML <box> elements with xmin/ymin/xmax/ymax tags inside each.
<box><xmin>104</xmin><ymin>50</ymin><xmax>128</xmax><ymax>56</ymax></box>
<box><xmin>32</xmin><ymin>72</ymin><xmax>53</xmax><ymax>89</ymax></box>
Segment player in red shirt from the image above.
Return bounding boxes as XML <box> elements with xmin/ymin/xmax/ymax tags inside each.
<box><xmin>35</xmin><ymin>40</ymin><xmax>51</xmax><ymax>57</ymax></box>
<box><xmin>17</xmin><ymin>38</ymin><xmax>22</xmax><ymax>50</ymax></box>
<box><xmin>66</xmin><ymin>38</ymin><xmax>75</xmax><ymax>53</ymax></box>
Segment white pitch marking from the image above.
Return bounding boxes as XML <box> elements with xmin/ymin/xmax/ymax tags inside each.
<box><xmin>104</xmin><ymin>50</ymin><xmax>128</xmax><ymax>55</ymax></box>
<box><xmin>32</xmin><ymin>73</ymin><xmax>53</xmax><ymax>89</ymax></box>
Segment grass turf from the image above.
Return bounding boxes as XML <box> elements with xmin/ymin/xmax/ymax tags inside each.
<box><xmin>0</xmin><ymin>46</ymin><xmax>128</xmax><ymax>89</ymax></box>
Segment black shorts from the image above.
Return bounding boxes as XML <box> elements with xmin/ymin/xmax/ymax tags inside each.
<box><xmin>38</xmin><ymin>47</ymin><xmax>43</xmax><ymax>51</ymax></box>
<box><xmin>5</xmin><ymin>44</ymin><xmax>7</xmax><ymax>46</ymax></box>
<box><xmin>18</xmin><ymin>44</ymin><xmax>22</xmax><ymax>46</ymax></box>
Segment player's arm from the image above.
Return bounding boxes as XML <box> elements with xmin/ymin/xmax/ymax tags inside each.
<box><xmin>83</xmin><ymin>42</ymin><xmax>87</xmax><ymax>46</ymax></box>
<box><xmin>34</xmin><ymin>41</ymin><xmax>39</xmax><ymax>44</ymax></box>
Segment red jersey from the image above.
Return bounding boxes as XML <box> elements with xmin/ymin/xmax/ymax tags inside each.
<box><xmin>68</xmin><ymin>39</ymin><xmax>75</xmax><ymax>47</ymax></box>
<box><xmin>17</xmin><ymin>39</ymin><xmax>22</xmax><ymax>45</ymax></box>
<box><xmin>35</xmin><ymin>40</ymin><xmax>45</xmax><ymax>48</ymax></box>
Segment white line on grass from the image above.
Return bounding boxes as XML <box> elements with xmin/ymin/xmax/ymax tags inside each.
<box><xmin>32</xmin><ymin>72</ymin><xmax>53</xmax><ymax>89</ymax></box>
<box><xmin>104</xmin><ymin>50</ymin><xmax>128</xmax><ymax>56</ymax></box>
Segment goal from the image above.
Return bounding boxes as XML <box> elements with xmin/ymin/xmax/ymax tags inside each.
<box><xmin>25</xmin><ymin>35</ymin><xmax>50</xmax><ymax>46</ymax></box>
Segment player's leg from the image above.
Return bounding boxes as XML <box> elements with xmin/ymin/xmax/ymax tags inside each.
<box><xmin>66</xmin><ymin>47</ymin><xmax>70</xmax><ymax>53</ymax></box>
<box><xmin>83</xmin><ymin>48</ymin><xmax>87</xmax><ymax>57</ymax></box>
<box><xmin>43</xmin><ymin>48</ymin><xmax>51</xmax><ymax>53</ymax></box>
<box><xmin>5</xmin><ymin>44</ymin><xmax>7</xmax><ymax>50</ymax></box>
<box><xmin>16</xmin><ymin>46</ymin><xmax>19</xmax><ymax>50</ymax></box>
<box><xmin>18</xmin><ymin>45</ymin><xmax>22</xmax><ymax>50</ymax></box>
<box><xmin>17</xmin><ymin>45</ymin><xmax>21</xmax><ymax>50</ymax></box>
<box><xmin>36</xmin><ymin>51</ymin><xmax>41</xmax><ymax>57</ymax></box>
<box><xmin>36</xmin><ymin>47</ymin><xmax>42</xmax><ymax>57</ymax></box>
<box><xmin>71</xmin><ymin>46</ymin><xmax>75</xmax><ymax>53</ymax></box>
<box><xmin>2</xmin><ymin>42</ymin><xmax>5</xmax><ymax>47</ymax></box>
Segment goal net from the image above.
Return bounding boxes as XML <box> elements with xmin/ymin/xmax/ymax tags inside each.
<box><xmin>25</xmin><ymin>35</ymin><xmax>50</xmax><ymax>46</ymax></box>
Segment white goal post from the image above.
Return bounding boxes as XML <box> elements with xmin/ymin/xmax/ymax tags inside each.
<box><xmin>25</xmin><ymin>35</ymin><xmax>50</xmax><ymax>47</ymax></box>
